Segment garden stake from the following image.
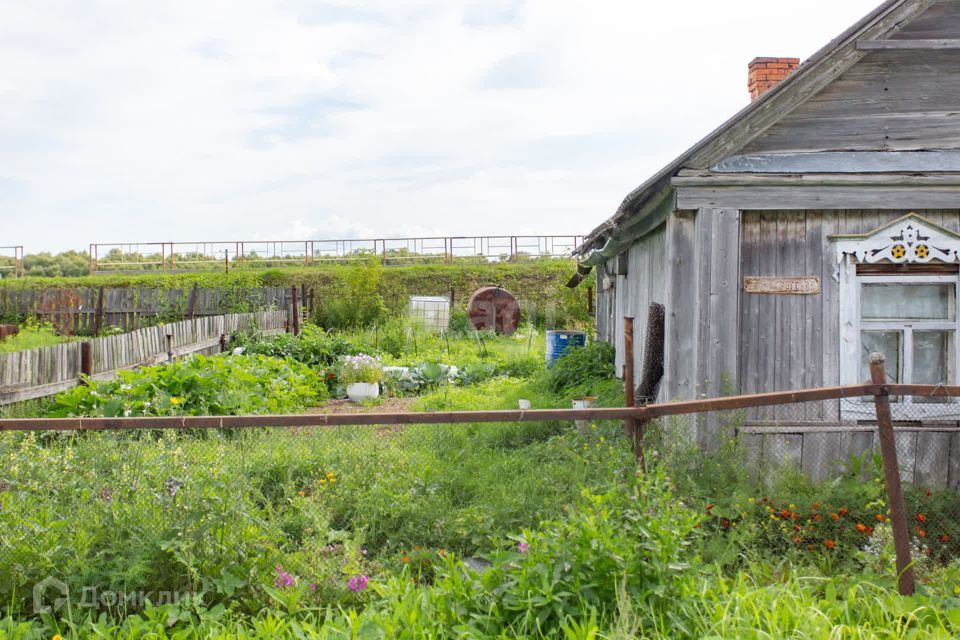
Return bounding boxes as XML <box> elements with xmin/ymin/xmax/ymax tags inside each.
<box><xmin>869</xmin><ymin>352</ymin><xmax>915</xmax><ymax>596</ymax></box>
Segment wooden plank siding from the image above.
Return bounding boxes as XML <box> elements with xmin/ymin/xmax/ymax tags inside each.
<box><xmin>737</xmin><ymin>209</ymin><xmax>960</xmax><ymax>486</ymax></box>
<box><xmin>604</xmin><ymin>225</ymin><xmax>668</xmax><ymax>380</ymax></box>
<box><xmin>742</xmin><ymin>48</ymin><xmax>960</xmax><ymax>154</ymax></box>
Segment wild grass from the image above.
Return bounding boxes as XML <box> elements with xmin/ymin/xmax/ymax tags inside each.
<box><xmin>0</xmin><ymin>320</ymin><xmax>72</xmax><ymax>353</ymax></box>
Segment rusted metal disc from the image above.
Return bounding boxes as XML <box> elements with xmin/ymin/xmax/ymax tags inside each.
<box><xmin>467</xmin><ymin>286</ymin><xmax>521</xmax><ymax>335</ymax></box>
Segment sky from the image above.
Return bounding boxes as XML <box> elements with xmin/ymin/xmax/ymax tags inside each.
<box><xmin>1</xmin><ymin>0</ymin><xmax>882</xmax><ymax>253</ymax></box>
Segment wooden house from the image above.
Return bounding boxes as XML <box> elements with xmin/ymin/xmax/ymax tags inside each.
<box><xmin>574</xmin><ymin>0</ymin><xmax>960</xmax><ymax>484</ymax></box>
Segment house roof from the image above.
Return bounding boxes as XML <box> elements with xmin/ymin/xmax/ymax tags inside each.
<box><xmin>574</xmin><ymin>0</ymin><xmax>936</xmax><ymax>265</ymax></box>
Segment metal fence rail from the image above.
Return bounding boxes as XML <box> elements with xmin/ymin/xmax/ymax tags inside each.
<box><xmin>2</xmin><ymin>370</ymin><xmax>950</xmax><ymax>596</ymax></box>
<box><xmin>0</xmin><ymin>246</ymin><xmax>24</xmax><ymax>278</ymax></box>
<box><xmin>87</xmin><ymin>235</ymin><xmax>583</xmax><ymax>274</ymax></box>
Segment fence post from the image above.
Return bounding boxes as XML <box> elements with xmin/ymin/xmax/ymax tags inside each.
<box><xmin>166</xmin><ymin>333</ymin><xmax>174</xmax><ymax>362</ymax></box>
<box><xmin>186</xmin><ymin>284</ymin><xmax>199</xmax><ymax>320</ymax></box>
<box><xmin>219</xmin><ymin>334</ymin><xmax>228</xmax><ymax>353</ymax></box>
<box><xmin>623</xmin><ymin>317</ymin><xmax>636</xmax><ymax>444</ymax></box>
<box><xmin>291</xmin><ymin>286</ymin><xmax>300</xmax><ymax>336</ymax></box>
<box><xmin>868</xmin><ymin>352</ymin><xmax>915</xmax><ymax>596</ymax></box>
<box><xmin>79</xmin><ymin>342</ymin><xmax>92</xmax><ymax>384</ymax></box>
<box><xmin>93</xmin><ymin>286</ymin><xmax>105</xmax><ymax>336</ymax></box>
<box><xmin>587</xmin><ymin>287</ymin><xmax>594</xmax><ymax>315</ymax></box>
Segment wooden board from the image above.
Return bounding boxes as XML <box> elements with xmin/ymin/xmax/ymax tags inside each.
<box><xmin>743</xmin><ymin>276</ymin><xmax>820</xmax><ymax>295</ymax></box>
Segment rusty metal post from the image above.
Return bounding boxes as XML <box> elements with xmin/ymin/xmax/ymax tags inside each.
<box><xmin>225</xmin><ymin>249</ymin><xmax>230</xmax><ymax>274</ymax></box>
<box><xmin>869</xmin><ymin>352</ymin><xmax>915</xmax><ymax>596</ymax></box>
<box><xmin>623</xmin><ymin>317</ymin><xmax>636</xmax><ymax>444</ymax></box>
<box><xmin>291</xmin><ymin>285</ymin><xmax>300</xmax><ymax>336</ymax></box>
<box><xmin>79</xmin><ymin>342</ymin><xmax>92</xmax><ymax>383</ymax></box>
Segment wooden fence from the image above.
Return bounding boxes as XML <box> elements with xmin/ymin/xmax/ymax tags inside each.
<box><xmin>0</xmin><ymin>311</ymin><xmax>287</xmax><ymax>405</ymax></box>
<box><xmin>0</xmin><ymin>286</ymin><xmax>304</xmax><ymax>334</ymax></box>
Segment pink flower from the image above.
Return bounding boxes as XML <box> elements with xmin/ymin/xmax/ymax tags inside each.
<box><xmin>309</xmin><ymin>582</ymin><xmax>317</xmax><ymax>591</ymax></box>
<box><xmin>347</xmin><ymin>574</ymin><xmax>368</xmax><ymax>592</ymax></box>
<box><xmin>274</xmin><ymin>565</ymin><xmax>295</xmax><ymax>589</ymax></box>
<box><xmin>517</xmin><ymin>542</ymin><xmax>529</xmax><ymax>553</ymax></box>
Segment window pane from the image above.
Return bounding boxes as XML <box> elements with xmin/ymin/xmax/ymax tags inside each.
<box><xmin>913</xmin><ymin>331</ymin><xmax>954</xmax><ymax>403</ymax></box>
<box><xmin>861</xmin><ymin>331</ymin><xmax>900</xmax><ymax>384</ymax></box>
<box><xmin>861</xmin><ymin>284</ymin><xmax>955</xmax><ymax>320</ymax></box>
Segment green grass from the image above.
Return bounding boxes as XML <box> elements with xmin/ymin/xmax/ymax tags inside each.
<box><xmin>3</xmin><ymin>328</ymin><xmax>960</xmax><ymax>638</ymax></box>
<box><xmin>0</xmin><ymin>321</ymin><xmax>72</xmax><ymax>353</ymax></box>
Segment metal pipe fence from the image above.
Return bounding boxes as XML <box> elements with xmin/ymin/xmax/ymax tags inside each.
<box><xmin>5</xmin><ymin>375</ymin><xmax>960</xmax><ymax>594</ymax></box>
<box><xmin>87</xmin><ymin>236</ymin><xmax>583</xmax><ymax>274</ymax></box>
<box><xmin>0</xmin><ymin>246</ymin><xmax>24</xmax><ymax>278</ymax></box>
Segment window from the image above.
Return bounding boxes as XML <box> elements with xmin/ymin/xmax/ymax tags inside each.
<box><xmin>857</xmin><ymin>277</ymin><xmax>957</xmax><ymax>406</ymax></box>
<box><xmin>834</xmin><ymin>214</ymin><xmax>960</xmax><ymax>420</ymax></box>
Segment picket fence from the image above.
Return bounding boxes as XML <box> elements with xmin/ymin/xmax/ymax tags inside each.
<box><xmin>0</xmin><ymin>286</ymin><xmax>303</xmax><ymax>334</ymax></box>
<box><xmin>0</xmin><ymin>311</ymin><xmax>288</xmax><ymax>405</ymax></box>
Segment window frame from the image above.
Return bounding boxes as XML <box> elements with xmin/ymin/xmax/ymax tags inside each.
<box><xmin>840</xmin><ymin>271</ymin><xmax>960</xmax><ymax>420</ymax></box>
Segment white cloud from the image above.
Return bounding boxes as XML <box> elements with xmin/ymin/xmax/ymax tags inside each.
<box><xmin>0</xmin><ymin>0</ymin><xmax>881</xmax><ymax>252</ymax></box>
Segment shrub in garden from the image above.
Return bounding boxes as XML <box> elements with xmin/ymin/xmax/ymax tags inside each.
<box><xmin>231</xmin><ymin>324</ymin><xmax>357</xmax><ymax>368</ymax></box>
<box><xmin>51</xmin><ymin>353</ymin><xmax>324</xmax><ymax>417</ymax></box>
<box><xmin>539</xmin><ymin>340</ymin><xmax>615</xmax><ymax>395</ymax></box>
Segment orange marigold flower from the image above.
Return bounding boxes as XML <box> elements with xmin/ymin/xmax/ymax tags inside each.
<box><xmin>792</xmin><ymin>536</ymin><xmax>802</xmax><ymax>544</ymax></box>
<box><xmin>824</xmin><ymin>539</ymin><xmax>836</xmax><ymax>549</ymax></box>
<box><xmin>401</xmin><ymin>555</ymin><xmax>411</xmax><ymax>563</ymax></box>
<box><xmin>812</xmin><ymin>502</ymin><xmax>821</xmax><ymax>511</ymax></box>
<box><xmin>806</xmin><ymin>544</ymin><xmax>815</xmax><ymax>552</ymax></box>
<box><xmin>706</xmin><ymin>503</ymin><xmax>715</xmax><ymax>512</ymax></box>
<box><xmin>875</xmin><ymin>514</ymin><xmax>885</xmax><ymax>522</ymax></box>
<box><xmin>855</xmin><ymin>523</ymin><xmax>868</xmax><ymax>533</ymax></box>
<box><xmin>812</xmin><ymin>513</ymin><xmax>822</xmax><ymax>522</ymax></box>
<box><xmin>838</xmin><ymin>508</ymin><xmax>849</xmax><ymax>516</ymax></box>
<box><xmin>793</xmin><ymin>524</ymin><xmax>801</xmax><ymax>531</ymax></box>
<box><xmin>939</xmin><ymin>533</ymin><xmax>950</xmax><ymax>543</ymax></box>
<box><xmin>916</xmin><ymin>513</ymin><xmax>927</xmax><ymax>524</ymax></box>
<box><xmin>780</xmin><ymin>509</ymin><xmax>791</xmax><ymax>519</ymax></box>
<box><xmin>831</xmin><ymin>513</ymin><xmax>840</xmax><ymax>521</ymax></box>
<box><xmin>916</xmin><ymin>528</ymin><xmax>927</xmax><ymax>538</ymax></box>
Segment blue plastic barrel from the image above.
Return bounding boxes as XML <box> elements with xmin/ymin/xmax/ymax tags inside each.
<box><xmin>545</xmin><ymin>330</ymin><xmax>587</xmax><ymax>366</ymax></box>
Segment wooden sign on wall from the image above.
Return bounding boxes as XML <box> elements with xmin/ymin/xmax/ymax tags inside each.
<box><xmin>743</xmin><ymin>276</ymin><xmax>820</xmax><ymax>295</ymax></box>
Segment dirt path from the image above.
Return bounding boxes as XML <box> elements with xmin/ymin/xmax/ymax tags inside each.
<box><xmin>306</xmin><ymin>397</ymin><xmax>417</xmax><ymax>415</ymax></box>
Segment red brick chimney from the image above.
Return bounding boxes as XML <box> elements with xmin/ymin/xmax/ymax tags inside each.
<box><xmin>748</xmin><ymin>57</ymin><xmax>800</xmax><ymax>101</ymax></box>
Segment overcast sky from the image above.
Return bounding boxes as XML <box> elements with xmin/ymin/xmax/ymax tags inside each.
<box><xmin>2</xmin><ymin>0</ymin><xmax>882</xmax><ymax>253</ymax></box>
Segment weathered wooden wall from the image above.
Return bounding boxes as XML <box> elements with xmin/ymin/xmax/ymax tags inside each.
<box><xmin>601</xmin><ymin>207</ymin><xmax>960</xmax><ymax>486</ymax></box>
<box><xmin>742</xmin><ymin>46</ymin><xmax>960</xmax><ymax>154</ymax></box>
<box><xmin>597</xmin><ymin>225</ymin><xmax>667</xmax><ymax>378</ymax></box>
<box><xmin>0</xmin><ymin>311</ymin><xmax>288</xmax><ymax>405</ymax></box>
<box><xmin>0</xmin><ymin>286</ymin><xmax>297</xmax><ymax>334</ymax></box>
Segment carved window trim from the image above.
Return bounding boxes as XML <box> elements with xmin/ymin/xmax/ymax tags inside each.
<box><xmin>834</xmin><ymin>215</ymin><xmax>960</xmax><ymax>421</ymax></box>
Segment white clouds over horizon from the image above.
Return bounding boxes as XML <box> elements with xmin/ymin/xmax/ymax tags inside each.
<box><xmin>1</xmin><ymin>0</ymin><xmax>881</xmax><ymax>252</ymax></box>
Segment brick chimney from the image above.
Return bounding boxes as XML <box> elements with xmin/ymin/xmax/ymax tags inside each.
<box><xmin>748</xmin><ymin>57</ymin><xmax>800</xmax><ymax>101</ymax></box>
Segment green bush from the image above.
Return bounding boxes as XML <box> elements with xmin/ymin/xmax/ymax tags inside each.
<box><xmin>539</xmin><ymin>340</ymin><xmax>615</xmax><ymax>395</ymax></box>
<box><xmin>231</xmin><ymin>324</ymin><xmax>357</xmax><ymax>368</ymax></box>
<box><xmin>51</xmin><ymin>354</ymin><xmax>324</xmax><ymax>417</ymax></box>
<box><xmin>315</xmin><ymin>257</ymin><xmax>387</xmax><ymax>329</ymax></box>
